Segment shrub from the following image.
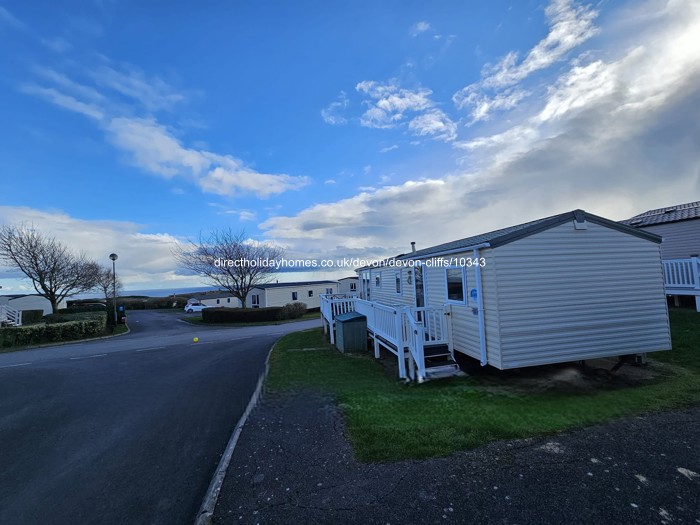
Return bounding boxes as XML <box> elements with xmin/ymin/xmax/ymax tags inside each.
<box><xmin>20</xmin><ymin>310</ymin><xmax>45</xmax><ymax>325</ymax></box>
<box><xmin>0</xmin><ymin>315</ymin><xmax>106</xmax><ymax>347</ymax></box>
<box><xmin>280</xmin><ymin>302</ymin><xmax>307</xmax><ymax>320</ymax></box>
<box><xmin>59</xmin><ymin>303</ymin><xmax>107</xmax><ymax>313</ymax></box>
<box><xmin>202</xmin><ymin>307</ymin><xmax>284</xmax><ymax>323</ymax></box>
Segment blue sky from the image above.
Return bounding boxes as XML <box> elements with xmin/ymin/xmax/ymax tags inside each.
<box><xmin>1</xmin><ymin>0</ymin><xmax>699</xmax><ymax>292</ymax></box>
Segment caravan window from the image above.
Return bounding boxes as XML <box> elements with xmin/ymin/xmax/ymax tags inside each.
<box><xmin>395</xmin><ymin>271</ymin><xmax>402</xmax><ymax>294</ymax></box>
<box><xmin>445</xmin><ymin>268</ymin><xmax>466</xmax><ymax>303</ymax></box>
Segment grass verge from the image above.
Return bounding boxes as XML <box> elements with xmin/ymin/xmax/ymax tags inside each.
<box><xmin>267</xmin><ymin>309</ymin><xmax>700</xmax><ymax>462</ymax></box>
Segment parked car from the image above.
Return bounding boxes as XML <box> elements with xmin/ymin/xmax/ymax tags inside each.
<box><xmin>183</xmin><ymin>303</ymin><xmax>210</xmax><ymax>313</ymax></box>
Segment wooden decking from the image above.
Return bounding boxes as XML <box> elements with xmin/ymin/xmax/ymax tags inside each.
<box><xmin>320</xmin><ymin>294</ymin><xmax>460</xmax><ymax>382</ymax></box>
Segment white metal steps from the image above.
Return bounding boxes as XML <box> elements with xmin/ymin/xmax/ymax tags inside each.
<box><xmin>421</xmin><ymin>343</ymin><xmax>462</xmax><ymax>380</ymax></box>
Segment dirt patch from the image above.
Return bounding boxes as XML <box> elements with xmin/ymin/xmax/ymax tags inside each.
<box><xmin>370</xmin><ymin>344</ymin><xmax>665</xmax><ymax>393</ymax></box>
<box><xmin>459</xmin><ymin>355</ymin><xmax>665</xmax><ymax>394</ymax></box>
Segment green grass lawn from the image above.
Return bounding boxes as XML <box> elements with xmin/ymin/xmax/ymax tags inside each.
<box><xmin>267</xmin><ymin>309</ymin><xmax>700</xmax><ymax>462</ymax></box>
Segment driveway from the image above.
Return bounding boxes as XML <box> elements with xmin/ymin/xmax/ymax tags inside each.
<box><xmin>0</xmin><ymin>310</ymin><xmax>321</xmax><ymax>525</ymax></box>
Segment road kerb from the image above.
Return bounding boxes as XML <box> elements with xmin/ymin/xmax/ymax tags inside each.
<box><xmin>194</xmin><ymin>341</ymin><xmax>274</xmax><ymax>525</ymax></box>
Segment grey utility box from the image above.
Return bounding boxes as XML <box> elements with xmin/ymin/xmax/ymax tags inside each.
<box><xmin>335</xmin><ymin>312</ymin><xmax>367</xmax><ymax>353</ymax></box>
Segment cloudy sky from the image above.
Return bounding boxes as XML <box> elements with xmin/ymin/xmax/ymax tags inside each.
<box><xmin>1</xmin><ymin>0</ymin><xmax>698</xmax><ymax>293</ymax></box>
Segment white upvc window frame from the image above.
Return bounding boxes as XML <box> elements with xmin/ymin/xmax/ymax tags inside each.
<box><xmin>251</xmin><ymin>294</ymin><xmax>260</xmax><ymax>308</ymax></box>
<box><xmin>395</xmin><ymin>270</ymin><xmax>402</xmax><ymax>294</ymax></box>
<box><xmin>445</xmin><ymin>266</ymin><xmax>467</xmax><ymax>304</ymax></box>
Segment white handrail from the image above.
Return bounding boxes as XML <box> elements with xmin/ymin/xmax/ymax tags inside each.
<box><xmin>663</xmin><ymin>258</ymin><xmax>700</xmax><ymax>289</ymax></box>
<box><xmin>0</xmin><ymin>305</ymin><xmax>22</xmax><ymax>326</ymax></box>
<box><xmin>402</xmin><ymin>308</ymin><xmax>425</xmax><ymax>382</ymax></box>
<box><xmin>319</xmin><ymin>295</ymin><xmax>449</xmax><ymax>382</ymax></box>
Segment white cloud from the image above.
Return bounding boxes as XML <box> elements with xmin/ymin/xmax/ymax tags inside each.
<box><xmin>21</xmin><ymin>62</ymin><xmax>308</xmax><ymax>198</ymax></box>
<box><xmin>238</xmin><ymin>211</ymin><xmax>257</xmax><ymax>221</ymax></box>
<box><xmin>356</xmin><ymin>79</ymin><xmax>456</xmax><ymax>142</ymax></box>
<box><xmin>453</xmin><ymin>0</ymin><xmax>599</xmax><ymax>122</ymax></box>
<box><xmin>91</xmin><ymin>64</ymin><xmax>185</xmax><ymax>111</ymax></box>
<box><xmin>380</xmin><ymin>145</ymin><xmax>399</xmax><ymax>153</ymax></box>
<box><xmin>356</xmin><ymin>80</ymin><xmax>433</xmax><ymax>128</ymax></box>
<box><xmin>106</xmin><ymin>117</ymin><xmax>308</xmax><ymax>197</ymax></box>
<box><xmin>261</xmin><ymin>0</ymin><xmax>700</xmax><ymax>263</ymax></box>
<box><xmin>324</xmin><ymin>179</ymin><xmax>337</xmax><ymax>184</ymax></box>
<box><xmin>410</xmin><ymin>21</ymin><xmax>432</xmax><ymax>36</ymax></box>
<box><xmin>454</xmin><ymin>87</ymin><xmax>529</xmax><ymax>123</ymax></box>
<box><xmin>408</xmin><ymin>108</ymin><xmax>457</xmax><ymax>142</ymax></box>
<box><xmin>0</xmin><ymin>206</ymin><xmax>188</xmax><ymax>290</ymax></box>
<box><xmin>321</xmin><ymin>91</ymin><xmax>349</xmax><ymax>125</ymax></box>
<box><xmin>33</xmin><ymin>67</ymin><xmax>105</xmax><ymax>104</ymax></box>
<box><xmin>484</xmin><ymin>0</ymin><xmax>599</xmax><ymax>89</ymax></box>
<box><xmin>19</xmin><ymin>84</ymin><xmax>104</xmax><ymax>120</ymax></box>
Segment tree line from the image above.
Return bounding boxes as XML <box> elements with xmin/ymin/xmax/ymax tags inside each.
<box><xmin>0</xmin><ymin>224</ymin><xmax>122</xmax><ymax>314</ymax></box>
<box><xmin>1</xmin><ymin>224</ymin><xmax>283</xmax><ymax>314</ymax></box>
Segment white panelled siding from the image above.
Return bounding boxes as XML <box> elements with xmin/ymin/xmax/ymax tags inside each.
<box><xmin>492</xmin><ymin>221</ymin><xmax>670</xmax><ymax>368</ymax></box>
<box><xmin>640</xmin><ymin>219</ymin><xmax>700</xmax><ymax>259</ymax></box>
<box><xmin>367</xmin><ymin>265</ymin><xmax>415</xmax><ymax>307</ymax></box>
<box><xmin>373</xmin><ymin>209</ymin><xmax>672</xmax><ymax>371</ymax></box>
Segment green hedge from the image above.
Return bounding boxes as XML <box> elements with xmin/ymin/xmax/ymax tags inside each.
<box><xmin>20</xmin><ymin>310</ymin><xmax>45</xmax><ymax>325</ymax></box>
<box><xmin>203</xmin><ymin>307</ymin><xmax>284</xmax><ymax>323</ymax></box>
<box><xmin>0</xmin><ymin>315</ymin><xmax>106</xmax><ymax>348</ymax></box>
<box><xmin>44</xmin><ymin>312</ymin><xmax>106</xmax><ymax>324</ymax></box>
<box><xmin>201</xmin><ymin>303</ymin><xmax>308</xmax><ymax>323</ymax></box>
<box><xmin>119</xmin><ymin>297</ymin><xmax>189</xmax><ymax>310</ymax></box>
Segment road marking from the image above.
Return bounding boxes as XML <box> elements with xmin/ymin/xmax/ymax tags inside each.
<box><xmin>0</xmin><ymin>362</ymin><xmax>32</xmax><ymax>369</ymax></box>
<box><xmin>136</xmin><ymin>346</ymin><xmax>166</xmax><ymax>352</ymax></box>
<box><xmin>70</xmin><ymin>354</ymin><xmax>107</xmax><ymax>360</ymax></box>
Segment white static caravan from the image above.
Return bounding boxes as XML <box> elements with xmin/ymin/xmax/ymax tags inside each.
<box><xmin>342</xmin><ymin>210</ymin><xmax>671</xmax><ymax>376</ymax></box>
<box><xmin>0</xmin><ymin>294</ymin><xmax>59</xmax><ymax>316</ymax></box>
<box><xmin>338</xmin><ymin>276</ymin><xmax>359</xmax><ymax>295</ymax></box>
<box><xmin>247</xmin><ymin>281</ymin><xmax>339</xmax><ymax>310</ymax></box>
<box><xmin>621</xmin><ymin>201</ymin><xmax>700</xmax><ymax>310</ymax></box>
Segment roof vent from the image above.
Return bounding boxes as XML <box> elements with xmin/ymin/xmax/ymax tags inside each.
<box><xmin>664</xmin><ymin>207</ymin><xmax>677</xmax><ymax>213</ymax></box>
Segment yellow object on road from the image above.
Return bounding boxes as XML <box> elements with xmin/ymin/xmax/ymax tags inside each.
<box><xmin>193</xmin><ymin>337</ymin><xmax>199</xmax><ymax>343</ymax></box>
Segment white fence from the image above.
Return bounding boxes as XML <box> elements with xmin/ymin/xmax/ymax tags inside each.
<box><xmin>663</xmin><ymin>258</ymin><xmax>700</xmax><ymax>290</ymax></box>
<box><xmin>320</xmin><ymin>294</ymin><xmax>450</xmax><ymax>382</ymax></box>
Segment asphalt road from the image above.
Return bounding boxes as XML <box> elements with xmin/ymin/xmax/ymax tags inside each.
<box><xmin>0</xmin><ymin>310</ymin><xmax>321</xmax><ymax>525</ymax></box>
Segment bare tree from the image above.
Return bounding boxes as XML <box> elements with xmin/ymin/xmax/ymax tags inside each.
<box><xmin>0</xmin><ymin>224</ymin><xmax>100</xmax><ymax>313</ymax></box>
<box><xmin>174</xmin><ymin>229</ymin><xmax>284</xmax><ymax>307</ymax></box>
<box><xmin>94</xmin><ymin>266</ymin><xmax>123</xmax><ymax>303</ymax></box>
